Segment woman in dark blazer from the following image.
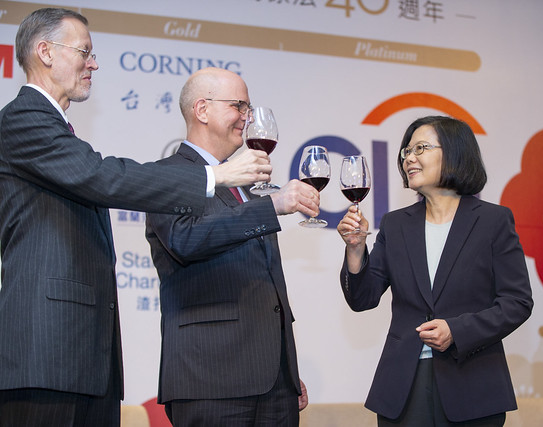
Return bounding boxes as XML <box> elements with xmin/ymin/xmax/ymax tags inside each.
<box><xmin>337</xmin><ymin>116</ymin><xmax>533</xmax><ymax>426</ymax></box>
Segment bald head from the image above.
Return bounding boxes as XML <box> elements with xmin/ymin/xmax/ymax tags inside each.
<box><xmin>179</xmin><ymin>67</ymin><xmax>250</xmax><ymax>161</ymax></box>
<box><xmin>179</xmin><ymin>67</ymin><xmax>245</xmax><ymax>124</ymax></box>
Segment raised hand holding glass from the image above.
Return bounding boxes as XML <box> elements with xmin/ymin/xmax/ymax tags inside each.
<box><xmin>340</xmin><ymin>155</ymin><xmax>371</xmax><ymax>236</ymax></box>
<box><xmin>298</xmin><ymin>145</ymin><xmax>330</xmax><ymax>228</ymax></box>
<box><xmin>244</xmin><ymin>106</ymin><xmax>280</xmax><ymax>195</ymax></box>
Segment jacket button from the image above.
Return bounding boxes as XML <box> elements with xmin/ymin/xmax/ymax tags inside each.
<box><xmin>109</xmin><ymin>302</ymin><xmax>116</xmax><ymax>310</ymax></box>
<box><xmin>426</xmin><ymin>314</ymin><xmax>434</xmax><ymax>322</ymax></box>
<box><xmin>274</xmin><ymin>305</ymin><xmax>281</xmax><ymax>313</ymax></box>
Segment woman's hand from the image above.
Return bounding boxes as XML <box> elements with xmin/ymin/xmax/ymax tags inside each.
<box><xmin>416</xmin><ymin>319</ymin><xmax>454</xmax><ymax>352</ymax></box>
<box><xmin>299</xmin><ymin>378</ymin><xmax>308</xmax><ymax>411</ymax></box>
<box><xmin>337</xmin><ymin>205</ymin><xmax>370</xmax><ymax>274</ymax></box>
<box><xmin>337</xmin><ymin>205</ymin><xmax>370</xmax><ymax>244</ymax></box>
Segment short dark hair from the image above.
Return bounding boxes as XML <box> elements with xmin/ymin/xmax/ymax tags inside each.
<box><xmin>397</xmin><ymin>116</ymin><xmax>487</xmax><ymax>195</ymax></box>
<box><xmin>15</xmin><ymin>8</ymin><xmax>88</xmax><ymax>74</ymax></box>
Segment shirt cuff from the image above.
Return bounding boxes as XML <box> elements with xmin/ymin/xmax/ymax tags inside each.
<box><xmin>204</xmin><ymin>165</ymin><xmax>215</xmax><ymax>197</ymax></box>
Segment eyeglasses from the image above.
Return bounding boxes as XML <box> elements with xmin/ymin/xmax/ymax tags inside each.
<box><xmin>47</xmin><ymin>40</ymin><xmax>96</xmax><ymax>62</ymax></box>
<box><xmin>205</xmin><ymin>99</ymin><xmax>254</xmax><ymax>115</ymax></box>
<box><xmin>400</xmin><ymin>143</ymin><xmax>441</xmax><ymax>160</ymax></box>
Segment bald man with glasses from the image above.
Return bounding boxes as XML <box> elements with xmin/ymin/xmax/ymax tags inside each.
<box><xmin>145</xmin><ymin>67</ymin><xmax>317</xmax><ymax>426</ymax></box>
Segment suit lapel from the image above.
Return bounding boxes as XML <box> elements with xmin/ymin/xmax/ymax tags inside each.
<box><xmin>402</xmin><ymin>201</ymin><xmax>434</xmax><ymax>309</ymax></box>
<box><xmin>432</xmin><ymin>196</ymin><xmax>481</xmax><ymax>302</ymax></box>
<box><xmin>176</xmin><ymin>144</ymin><xmax>267</xmax><ymax>260</ymax></box>
<box><xmin>216</xmin><ymin>187</ymin><xmax>239</xmax><ymax>206</ymax></box>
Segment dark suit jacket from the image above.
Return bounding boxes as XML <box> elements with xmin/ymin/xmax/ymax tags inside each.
<box><xmin>341</xmin><ymin>195</ymin><xmax>533</xmax><ymax>422</ymax></box>
<box><xmin>0</xmin><ymin>86</ymin><xmax>208</xmax><ymax>397</ymax></box>
<box><xmin>145</xmin><ymin>143</ymin><xmax>301</xmax><ymax>403</ymax></box>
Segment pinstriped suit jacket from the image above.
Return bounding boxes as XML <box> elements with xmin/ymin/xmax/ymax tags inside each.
<box><xmin>0</xmin><ymin>86</ymin><xmax>208</xmax><ymax>397</ymax></box>
<box><xmin>145</xmin><ymin>143</ymin><xmax>301</xmax><ymax>403</ymax></box>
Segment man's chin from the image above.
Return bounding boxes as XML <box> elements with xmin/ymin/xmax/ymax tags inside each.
<box><xmin>70</xmin><ymin>85</ymin><xmax>92</xmax><ymax>103</ymax></box>
<box><xmin>70</xmin><ymin>92</ymin><xmax>91</xmax><ymax>103</ymax></box>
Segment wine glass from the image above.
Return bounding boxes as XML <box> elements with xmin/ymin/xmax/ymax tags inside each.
<box><xmin>340</xmin><ymin>155</ymin><xmax>372</xmax><ymax>236</ymax></box>
<box><xmin>298</xmin><ymin>145</ymin><xmax>330</xmax><ymax>228</ymax></box>
<box><xmin>244</xmin><ymin>106</ymin><xmax>280</xmax><ymax>195</ymax></box>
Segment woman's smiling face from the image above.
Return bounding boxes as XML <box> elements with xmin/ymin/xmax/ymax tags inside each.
<box><xmin>402</xmin><ymin>124</ymin><xmax>443</xmax><ymax>196</ymax></box>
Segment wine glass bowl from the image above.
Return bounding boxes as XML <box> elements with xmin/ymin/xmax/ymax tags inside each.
<box><xmin>340</xmin><ymin>155</ymin><xmax>372</xmax><ymax>236</ymax></box>
<box><xmin>244</xmin><ymin>106</ymin><xmax>280</xmax><ymax>195</ymax></box>
<box><xmin>298</xmin><ymin>145</ymin><xmax>330</xmax><ymax>228</ymax></box>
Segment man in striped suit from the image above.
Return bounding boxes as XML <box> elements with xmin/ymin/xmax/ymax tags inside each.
<box><xmin>145</xmin><ymin>67</ymin><xmax>316</xmax><ymax>426</ymax></box>
<box><xmin>0</xmin><ymin>8</ymin><xmax>271</xmax><ymax>426</ymax></box>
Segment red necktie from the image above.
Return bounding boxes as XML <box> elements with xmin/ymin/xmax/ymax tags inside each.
<box><xmin>68</xmin><ymin>122</ymin><xmax>75</xmax><ymax>135</ymax></box>
<box><xmin>229</xmin><ymin>187</ymin><xmax>243</xmax><ymax>204</ymax></box>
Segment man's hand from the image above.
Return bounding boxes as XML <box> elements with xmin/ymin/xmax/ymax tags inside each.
<box><xmin>212</xmin><ymin>149</ymin><xmax>272</xmax><ymax>187</ymax></box>
<box><xmin>270</xmin><ymin>179</ymin><xmax>319</xmax><ymax>217</ymax></box>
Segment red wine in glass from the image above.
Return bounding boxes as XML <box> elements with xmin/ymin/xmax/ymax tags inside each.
<box><xmin>341</xmin><ymin>187</ymin><xmax>370</xmax><ymax>203</ymax></box>
<box><xmin>298</xmin><ymin>146</ymin><xmax>330</xmax><ymax>228</ymax></box>
<box><xmin>301</xmin><ymin>177</ymin><xmax>330</xmax><ymax>192</ymax></box>
<box><xmin>340</xmin><ymin>156</ymin><xmax>372</xmax><ymax>235</ymax></box>
<box><xmin>246</xmin><ymin>138</ymin><xmax>277</xmax><ymax>155</ymax></box>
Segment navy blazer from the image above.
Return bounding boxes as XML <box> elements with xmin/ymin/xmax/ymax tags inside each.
<box><xmin>0</xmin><ymin>86</ymin><xmax>207</xmax><ymax>397</ymax></box>
<box><xmin>145</xmin><ymin>143</ymin><xmax>301</xmax><ymax>403</ymax></box>
<box><xmin>341</xmin><ymin>195</ymin><xmax>533</xmax><ymax>422</ymax></box>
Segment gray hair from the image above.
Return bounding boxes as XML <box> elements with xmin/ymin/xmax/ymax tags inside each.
<box><xmin>15</xmin><ymin>8</ymin><xmax>88</xmax><ymax>73</ymax></box>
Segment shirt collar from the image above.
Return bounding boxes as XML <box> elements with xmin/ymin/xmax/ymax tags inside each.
<box><xmin>182</xmin><ymin>140</ymin><xmax>220</xmax><ymax>166</ymax></box>
<box><xmin>25</xmin><ymin>84</ymin><xmax>69</xmax><ymax>123</ymax></box>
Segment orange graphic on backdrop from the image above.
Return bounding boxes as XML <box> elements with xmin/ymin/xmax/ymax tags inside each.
<box><xmin>362</xmin><ymin>92</ymin><xmax>486</xmax><ymax>135</ymax></box>
<box><xmin>142</xmin><ymin>397</ymin><xmax>170</xmax><ymax>426</ymax></box>
<box><xmin>501</xmin><ymin>130</ymin><xmax>543</xmax><ymax>283</ymax></box>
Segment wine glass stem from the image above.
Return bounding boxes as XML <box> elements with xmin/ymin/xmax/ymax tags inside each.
<box><xmin>355</xmin><ymin>202</ymin><xmax>361</xmax><ymax>231</ymax></box>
